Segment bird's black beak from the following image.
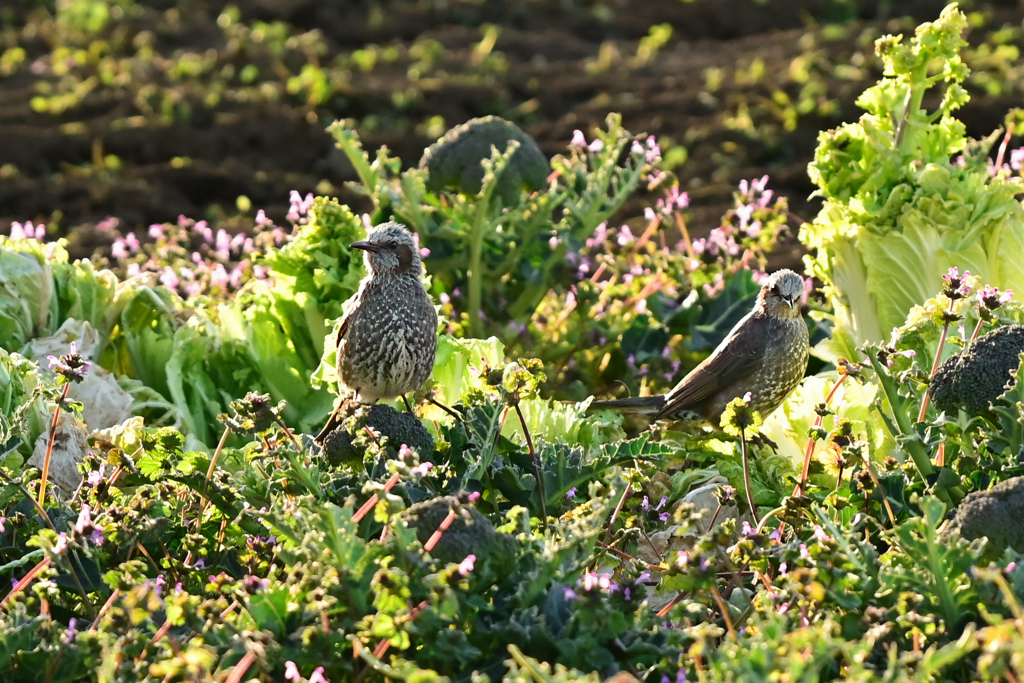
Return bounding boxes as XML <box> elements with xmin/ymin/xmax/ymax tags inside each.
<box><xmin>783</xmin><ymin>296</ymin><xmax>795</xmax><ymax>309</ymax></box>
<box><xmin>350</xmin><ymin>241</ymin><xmax>381</xmax><ymax>253</ymax></box>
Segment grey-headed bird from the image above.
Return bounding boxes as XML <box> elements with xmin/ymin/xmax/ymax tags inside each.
<box><xmin>315</xmin><ymin>222</ymin><xmax>437</xmax><ymax>442</ymax></box>
<box><xmin>590</xmin><ymin>269</ymin><xmax>808</xmax><ymax>424</ymax></box>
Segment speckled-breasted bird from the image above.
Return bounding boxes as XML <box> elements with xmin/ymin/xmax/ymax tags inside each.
<box><xmin>590</xmin><ymin>269</ymin><xmax>808</xmax><ymax>424</ymax></box>
<box><xmin>315</xmin><ymin>222</ymin><xmax>438</xmax><ymax>442</ymax></box>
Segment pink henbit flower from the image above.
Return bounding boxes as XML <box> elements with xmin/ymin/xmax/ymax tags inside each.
<box><xmin>411</xmin><ymin>462</ymin><xmax>433</xmax><ymax>476</ymax></box>
<box><xmin>284</xmin><ymin>661</ymin><xmax>301</xmax><ymax>681</ymax></box>
<box><xmin>457</xmin><ymin>554</ymin><xmax>476</xmax><ymax>576</ymax></box>
<box><xmin>980</xmin><ymin>284</ymin><xmax>1013</xmax><ymax>310</ymax></box>
<box><xmin>309</xmin><ymin>668</ymin><xmax>330</xmax><ymax>683</ymax></box>
<box><xmin>255</xmin><ymin>209</ymin><xmax>273</xmax><ymax>226</ymax></box>
<box><xmin>571</xmin><ymin>130</ymin><xmax>587</xmax><ymax>148</ymax></box>
<box><xmin>588</xmin><ymin>138</ymin><xmax>604</xmax><ymax>153</ymax></box>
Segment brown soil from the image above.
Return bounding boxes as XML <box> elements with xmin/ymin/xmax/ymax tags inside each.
<box><xmin>1</xmin><ymin>0</ymin><xmax>1020</xmax><ymax>266</ymax></box>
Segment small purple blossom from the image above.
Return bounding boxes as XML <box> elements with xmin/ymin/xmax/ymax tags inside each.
<box><xmin>9</xmin><ymin>221</ymin><xmax>45</xmax><ymax>241</ymax></box>
<box><xmin>980</xmin><ymin>284</ymin><xmax>1013</xmax><ymax>310</ymax></box>
<box><xmin>48</xmin><ymin>341</ymin><xmax>91</xmax><ymax>383</ymax></box>
<box><xmin>566</xmin><ymin>487</ymin><xmax>578</xmax><ymax>500</ymax></box>
<box><xmin>457</xmin><ymin>554</ymin><xmax>476</xmax><ymax>576</ymax></box>
<box><xmin>65</xmin><ymin>618</ymin><xmax>77</xmax><ymax>643</ymax></box>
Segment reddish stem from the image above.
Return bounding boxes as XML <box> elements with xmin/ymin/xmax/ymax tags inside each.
<box><xmin>352</xmin><ymin>473</ymin><xmax>402</xmax><ymax>524</ymax></box>
<box><xmin>918</xmin><ymin>301</ymin><xmax>955</xmax><ymax>423</ymax></box>
<box><xmin>602</xmin><ymin>484</ymin><xmax>631</xmax><ymax>543</ymax></box>
<box><xmin>224</xmin><ymin>651</ymin><xmax>256</xmax><ymax>683</ymax></box>
<box><xmin>794</xmin><ymin>374</ymin><xmax>848</xmax><ymax>497</ymax></box>
<box><xmin>0</xmin><ymin>557</ymin><xmax>52</xmax><ymax>610</ymax></box>
<box><xmin>38</xmin><ymin>383</ymin><xmax>71</xmax><ymax>504</ymax></box>
<box><xmin>88</xmin><ymin>589</ymin><xmax>121</xmax><ymax>631</ymax></box>
<box><xmin>424</xmin><ymin>509</ymin><xmax>456</xmax><ymax>552</ymax></box>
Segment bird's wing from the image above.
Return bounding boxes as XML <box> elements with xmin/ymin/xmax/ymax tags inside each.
<box><xmin>655</xmin><ymin>313</ymin><xmax>766</xmax><ymax>420</ymax></box>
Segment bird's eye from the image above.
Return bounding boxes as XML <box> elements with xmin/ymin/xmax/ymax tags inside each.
<box><xmin>771</xmin><ymin>285</ymin><xmax>780</xmax><ymax>296</ymax></box>
<box><xmin>387</xmin><ymin>241</ymin><xmax>398</xmax><ymax>249</ymax></box>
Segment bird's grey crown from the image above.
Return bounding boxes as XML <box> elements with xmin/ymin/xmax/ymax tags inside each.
<box><xmin>361</xmin><ymin>221</ymin><xmax>422</xmax><ymax>275</ymax></box>
<box><xmin>768</xmin><ymin>269</ymin><xmax>804</xmax><ymax>300</ymax></box>
<box><xmin>366</xmin><ymin>221</ymin><xmax>418</xmax><ymax>248</ymax></box>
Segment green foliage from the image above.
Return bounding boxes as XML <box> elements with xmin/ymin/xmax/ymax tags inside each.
<box><xmin>7</xmin><ymin>8</ymin><xmax>1024</xmax><ymax>678</ymax></box>
<box><xmin>804</xmin><ymin>5</ymin><xmax>1024</xmax><ymax>361</ymax></box>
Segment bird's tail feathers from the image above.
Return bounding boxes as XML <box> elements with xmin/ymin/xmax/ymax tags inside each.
<box><xmin>588</xmin><ymin>395</ymin><xmax>666</xmax><ymax>415</ymax></box>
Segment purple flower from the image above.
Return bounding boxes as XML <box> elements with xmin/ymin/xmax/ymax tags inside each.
<box><xmin>255</xmin><ymin>209</ymin><xmax>273</xmax><ymax>226</ymax></box>
<box><xmin>980</xmin><ymin>284</ymin><xmax>1013</xmax><ymax>310</ymax></box>
<box><xmin>159</xmin><ymin>267</ymin><xmax>180</xmax><ymax>290</ymax></box>
<box><xmin>0</xmin><ymin>517</ymin><xmax>5</xmax><ymax>533</ymax></box>
<box><xmin>641</xmin><ymin>496</ymin><xmax>650</xmax><ymax>511</ymax></box>
<box><xmin>48</xmin><ymin>341</ymin><xmax>91</xmax><ymax>382</ymax></box>
<box><xmin>617</xmin><ymin>225</ymin><xmax>635</xmax><ymax>246</ymax></box>
<box><xmin>566</xmin><ymin>487</ymin><xmax>578</xmax><ymax>500</ymax></box>
<box><xmin>655</xmin><ymin>496</ymin><xmax>668</xmax><ymax>511</ymax></box>
<box><xmin>65</xmin><ymin>618</ymin><xmax>77</xmax><ymax>643</ymax></box>
<box><xmin>457</xmin><ymin>554</ymin><xmax>476</xmax><ymax>576</ymax></box>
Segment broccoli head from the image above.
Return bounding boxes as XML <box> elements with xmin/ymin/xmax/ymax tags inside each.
<box><xmin>400</xmin><ymin>492</ymin><xmax>517</xmax><ymax>573</ymax></box>
<box><xmin>321</xmin><ymin>402</ymin><xmax>435</xmax><ymax>466</ymax></box>
<box><xmin>930</xmin><ymin>324</ymin><xmax>1024</xmax><ymax>417</ymax></box>
<box><xmin>418</xmin><ymin>116</ymin><xmax>549</xmax><ymax>204</ymax></box>
<box><xmin>943</xmin><ymin>476</ymin><xmax>1024</xmax><ymax>558</ymax></box>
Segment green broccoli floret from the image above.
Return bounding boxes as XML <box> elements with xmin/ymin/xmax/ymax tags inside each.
<box><xmin>418</xmin><ymin>116</ymin><xmax>549</xmax><ymax>204</ymax></box>
<box><xmin>930</xmin><ymin>324</ymin><xmax>1024</xmax><ymax>417</ymax></box>
<box><xmin>943</xmin><ymin>476</ymin><xmax>1024</xmax><ymax>558</ymax></box>
<box><xmin>321</xmin><ymin>402</ymin><xmax>435</xmax><ymax>466</ymax></box>
<box><xmin>400</xmin><ymin>492</ymin><xmax>517</xmax><ymax>573</ymax></box>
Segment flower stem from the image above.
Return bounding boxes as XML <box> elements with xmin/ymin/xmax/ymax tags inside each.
<box><xmin>794</xmin><ymin>374</ymin><xmax>848</xmax><ymax>497</ymax></box>
<box><xmin>918</xmin><ymin>300</ymin><xmax>955</xmax><ymax>423</ymax></box>
<box><xmin>513</xmin><ymin>402</ymin><xmax>547</xmax><ymax>526</ymax></box>
<box><xmin>740</xmin><ymin>429</ymin><xmax>759</xmax><ymax>525</ymax></box>
<box><xmin>38</xmin><ymin>383</ymin><xmax>71</xmax><ymax>505</ymax></box>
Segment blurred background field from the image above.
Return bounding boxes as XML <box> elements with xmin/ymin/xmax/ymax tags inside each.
<box><xmin>5</xmin><ymin>0</ymin><xmax>1024</xmax><ymax>266</ymax></box>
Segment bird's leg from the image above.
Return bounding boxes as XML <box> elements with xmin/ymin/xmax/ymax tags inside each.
<box><xmin>401</xmin><ymin>395</ymin><xmax>413</xmax><ymax>413</ymax></box>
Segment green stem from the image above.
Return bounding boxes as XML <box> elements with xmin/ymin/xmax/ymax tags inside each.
<box><xmin>867</xmin><ymin>350</ymin><xmax>934</xmax><ymax>479</ymax></box>
<box><xmin>513</xmin><ymin>402</ymin><xmax>547</xmax><ymax>527</ymax></box>
<box><xmin>740</xmin><ymin>429</ymin><xmax>759</xmax><ymax>525</ymax></box>
<box><xmin>467</xmin><ymin>197</ymin><xmax>489</xmax><ymax>338</ymax></box>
